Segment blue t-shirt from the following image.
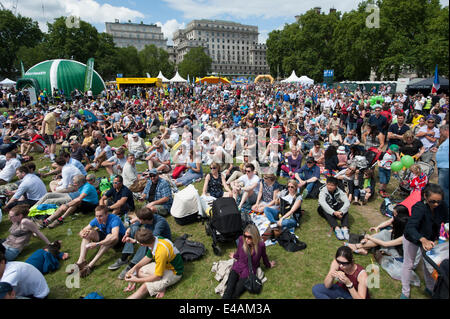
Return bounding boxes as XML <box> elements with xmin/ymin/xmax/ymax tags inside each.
<box><xmin>79</xmin><ymin>182</ymin><xmax>99</xmax><ymax>204</ymax></box>
<box><xmin>436</xmin><ymin>138</ymin><xmax>449</xmax><ymax>169</ymax></box>
<box><xmin>90</xmin><ymin>214</ymin><xmax>126</xmax><ymax>237</ymax></box>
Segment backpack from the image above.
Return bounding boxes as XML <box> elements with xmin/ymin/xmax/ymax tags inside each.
<box><xmin>276</xmin><ymin>229</ymin><xmax>307</xmax><ymax>252</ymax></box>
<box><xmin>173</xmin><ymin>234</ymin><xmax>206</xmax><ymax>262</ymax></box>
<box><xmin>99</xmin><ymin>178</ymin><xmax>112</xmax><ymax>196</ymax></box>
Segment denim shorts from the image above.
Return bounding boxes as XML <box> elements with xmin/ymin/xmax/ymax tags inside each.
<box><xmin>378</xmin><ymin>167</ymin><xmax>391</xmax><ymax>185</ymax></box>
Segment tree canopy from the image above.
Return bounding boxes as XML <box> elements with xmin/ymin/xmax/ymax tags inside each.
<box><xmin>178</xmin><ymin>47</ymin><xmax>212</xmax><ymax>80</ymax></box>
<box><xmin>266</xmin><ymin>0</ymin><xmax>449</xmax><ymax>82</ymax></box>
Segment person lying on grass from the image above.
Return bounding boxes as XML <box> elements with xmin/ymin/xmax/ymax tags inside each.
<box><xmin>345</xmin><ymin>204</ymin><xmax>410</xmax><ymax>256</ymax></box>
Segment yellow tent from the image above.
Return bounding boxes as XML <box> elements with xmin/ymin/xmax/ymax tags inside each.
<box><xmin>195</xmin><ymin>76</ymin><xmax>230</xmax><ymax>84</ymax></box>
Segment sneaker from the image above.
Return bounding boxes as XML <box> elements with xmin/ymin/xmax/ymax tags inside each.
<box><xmin>38</xmin><ymin>219</ymin><xmax>50</xmax><ymax>229</ymax></box>
<box><xmin>341</xmin><ymin>228</ymin><xmax>350</xmax><ymax>241</ymax></box>
<box><xmin>335</xmin><ymin>228</ymin><xmax>344</xmax><ymax>240</ymax></box>
<box><xmin>108</xmin><ymin>258</ymin><xmax>129</xmax><ymax>271</ymax></box>
<box><xmin>400</xmin><ymin>293</ymin><xmax>409</xmax><ymax>299</ymax></box>
<box><xmin>118</xmin><ymin>265</ymin><xmax>132</xmax><ymax>280</ymax></box>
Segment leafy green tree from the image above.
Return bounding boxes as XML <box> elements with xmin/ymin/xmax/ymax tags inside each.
<box><xmin>178</xmin><ymin>47</ymin><xmax>212</xmax><ymax>79</ymax></box>
<box><xmin>0</xmin><ymin>9</ymin><xmax>43</xmax><ymax>78</ymax></box>
<box><xmin>139</xmin><ymin>44</ymin><xmax>175</xmax><ymax>78</ymax></box>
<box><xmin>114</xmin><ymin>46</ymin><xmax>142</xmax><ymax>77</ymax></box>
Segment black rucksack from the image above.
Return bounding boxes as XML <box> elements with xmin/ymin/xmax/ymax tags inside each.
<box><xmin>277</xmin><ymin>229</ymin><xmax>307</xmax><ymax>252</ymax></box>
<box><xmin>173</xmin><ymin>234</ymin><xmax>206</xmax><ymax>262</ymax></box>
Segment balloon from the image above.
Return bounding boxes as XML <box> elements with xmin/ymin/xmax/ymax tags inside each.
<box><xmin>78</xmin><ymin>109</ymin><xmax>84</xmax><ymax>115</ymax></box>
<box><xmin>401</xmin><ymin>155</ymin><xmax>414</xmax><ymax>169</ymax></box>
<box><xmin>391</xmin><ymin>161</ymin><xmax>404</xmax><ymax>172</ymax></box>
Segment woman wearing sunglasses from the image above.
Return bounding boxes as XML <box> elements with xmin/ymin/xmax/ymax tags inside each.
<box><xmin>222</xmin><ymin>224</ymin><xmax>275</xmax><ymax>299</ymax></box>
<box><xmin>312</xmin><ymin>245</ymin><xmax>369</xmax><ymax>299</ymax></box>
<box><xmin>400</xmin><ymin>183</ymin><xmax>448</xmax><ymax>299</ymax></box>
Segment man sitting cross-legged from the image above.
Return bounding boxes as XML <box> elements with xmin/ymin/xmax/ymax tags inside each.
<box><xmin>123</xmin><ymin>228</ymin><xmax>183</xmax><ymax>299</ymax></box>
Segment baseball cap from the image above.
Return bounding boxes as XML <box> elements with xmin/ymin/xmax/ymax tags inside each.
<box><xmin>54</xmin><ymin>109</ymin><xmax>62</xmax><ymax>114</ymax></box>
<box><xmin>0</xmin><ymin>282</ymin><xmax>13</xmax><ymax>299</ymax></box>
<box><xmin>389</xmin><ymin>144</ymin><xmax>399</xmax><ymax>152</ymax></box>
<box><xmin>306</xmin><ymin>156</ymin><xmax>316</xmax><ymax>163</ymax></box>
<box><xmin>132</xmin><ymin>133</ymin><xmax>139</xmax><ymax>138</ymax></box>
<box><xmin>148</xmin><ymin>168</ymin><xmax>158</xmax><ymax>176</ymax></box>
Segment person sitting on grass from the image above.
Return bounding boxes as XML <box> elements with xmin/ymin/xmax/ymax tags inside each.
<box><xmin>39</xmin><ymin>174</ymin><xmax>99</xmax><ymax>229</ymax></box>
<box><xmin>108</xmin><ymin>207</ymin><xmax>172</xmax><ymax>281</ymax></box>
<box><xmin>231</xmin><ymin>163</ymin><xmax>260</xmax><ymax>211</ymax></box>
<box><xmin>312</xmin><ymin>245</ymin><xmax>369</xmax><ymax>299</ymax></box>
<box><xmin>222</xmin><ymin>224</ymin><xmax>275</xmax><ymax>299</ymax></box>
<box><xmin>377</xmin><ymin>144</ymin><xmax>399</xmax><ymax>198</ymax></box>
<box><xmin>101</xmin><ymin>147</ymin><xmax>127</xmax><ymax>180</ymax></box>
<box><xmin>294</xmin><ymin>156</ymin><xmax>320</xmax><ymax>198</ymax></box>
<box><xmin>123</xmin><ymin>228</ymin><xmax>184</xmax><ymax>299</ymax></box>
<box><xmin>85</xmin><ymin>138</ymin><xmax>113</xmax><ymax>172</ymax></box>
<box><xmin>263</xmin><ymin>179</ymin><xmax>302</xmax><ymax>230</ymax></box>
<box><xmin>352</xmin><ymin>168</ymin><xmax>376</xmax><ymax>205</ymax></box>
<box><xmin>70</xmin><ymin>205</ymin><xmax>126</xmax><ymax>278</ymax></box>
<box><xmin>140</xmin><ymin>169</ymin><xmax>173</xmax><ymax>217</ymax></box>
<box><xmin>1</xmin><ymin>205</ymin><xmax>51</xmax><ymax>261</ymax></box>
<box><xmin>317</xmin><ymin>176</ymin><xmax>351</xmax><ymax>241</ymax></box>
<box><xmin>48</xmin><ymin>157</ymin><xmax>82</xmax><ymax>193</ymax></box>
<box><xmin>99</xmin><ymin>175</ymin><xmax>135</xmax><ymax>217</ymax></box>
<box><xmin>345</xmin><ymin>204</ymin><xmax>410</xmax><ymax>255</ymax></box>
<box><xmin>3</xmin><ymin>166</ymin><xmax>47</xmax><ymax>211</ymax></box>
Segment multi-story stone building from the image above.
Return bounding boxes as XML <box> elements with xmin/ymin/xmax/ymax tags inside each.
<box><xmin>173</xmin><ymin>19</ymin><xmax>270</xmax><ymax>77</ymax></box>
<box><xmin>105</xmin><ymin>20</ymin><xmax>167</xmax><ymax>51</ymax></box>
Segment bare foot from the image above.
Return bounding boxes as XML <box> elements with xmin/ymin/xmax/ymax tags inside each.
<box><xmin>123</xmin><ymin>283</ymin><xmax>136</xmax><ymax>292</ymax></box>
<box><xmin>155</xmin><ymin>289</ymin><xmax>166</xmax><ymax>299</ymax></box>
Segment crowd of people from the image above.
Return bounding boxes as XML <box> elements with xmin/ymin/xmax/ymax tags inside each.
<box><xmin>0</xmin><ymin>81</ymin><xmax>448</xmax><ymax>299</ymax></box>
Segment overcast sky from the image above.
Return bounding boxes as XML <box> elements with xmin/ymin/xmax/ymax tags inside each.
<box><xmin>3</xmin><ymin>0</ymin><xmax>449</xmax><ymax>44</ymax></box>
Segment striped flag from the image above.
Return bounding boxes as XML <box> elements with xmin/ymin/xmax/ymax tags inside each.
<box><xmin>432</xmin><ymin>64</ymin><xmax>440</xmax><ymax>93</ymax></box>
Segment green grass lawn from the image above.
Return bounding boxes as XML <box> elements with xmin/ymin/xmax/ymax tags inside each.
<box><xmin>0</xmin><ymin>134</ymin><xmax>432</xmax><ymax>299</ymax></box>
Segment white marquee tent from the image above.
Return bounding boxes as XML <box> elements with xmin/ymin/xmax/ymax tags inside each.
<box><xmin>170</xmin><ymin>71</ymin><xmax>187</xmax><ymax>83</ymax></box>
<box><xmin>281</xmin><ymin>70</ymin><xmax>301</xmax><ymax>83</ymax></box>
<box><xmin>0</xmin><ymin>78</ymin><xmax>16</xmax><ymax>87</ymax></box>
<box><xmin>157</xmin><ymin>71</ymin><xmax>170</xmax><ymax>83</ymax></box>
<box><xmin>281</xmin><ymin>71</ymin><xmax>314</xmax><ymax>85</ymax></box>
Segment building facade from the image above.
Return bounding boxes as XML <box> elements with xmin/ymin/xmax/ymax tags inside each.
<box><xmin>173</xmin><ymin>19</ymin><xmax>270</xmax><ymax>77</ymax></box>
<box><xmin>105</xmin><ymin>20</ymin><xmax>167</xmax><ymax>51</ymax></box>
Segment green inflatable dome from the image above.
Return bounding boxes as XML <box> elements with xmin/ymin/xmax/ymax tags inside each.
<box><xmin>23</xmin><ymin>59</ymin><xmax>106</xmax><ymax>96</ymax></box>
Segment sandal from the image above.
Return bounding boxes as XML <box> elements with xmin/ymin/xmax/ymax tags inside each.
<box><xmin>66</xmin><ymin>261</ymin><xmax>87</xmax><ymax>274</ymax></box>
<box><xmin>80</xmin><ymin>265</ymin><xmax>94</xmax><ymax>278</ymax></box>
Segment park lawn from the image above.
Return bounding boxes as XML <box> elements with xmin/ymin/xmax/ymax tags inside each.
<box><xmin>0</xmin><ymin>132</ymin><xmax>431</xmax><ymax>299</ymax></box>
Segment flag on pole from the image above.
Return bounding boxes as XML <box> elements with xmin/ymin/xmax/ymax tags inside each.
<box><xmin>20</xmin><ymin>61</ymin><xmax>25</xmax><ymax>77</ymax></box>
<box><xmin>84</xmin><ymin>58</ymin><xmax>95</xmax><ymax>92</ymax></box>
<box><xmin>432</xmin><ymin>64</ymin><xmax>440</xmax><ymax>94</ymax></box>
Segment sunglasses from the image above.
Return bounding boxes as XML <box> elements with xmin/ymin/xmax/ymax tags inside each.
<box><xmin>288</xmin><ymin>185</ymin><xmax>296</xmax><ymax>189</ymax></box>
<box><xmin>427</xmin><ymin>121</ymin><xmax>435</xmax><ymax>124</ymax></box>
<box><xmin>149</xmin><ymin>174</ymin><xmax>157</xmax><ymax>178</ymax></box>
<box><xmin>428</xmin><ymin>199</ymin><xmax>442</xmax><ymax>205</ymax></box>
<box><xmin>243</xmin><ymin>234</ymin><xmax>252</xmax><ymax>240</ymax></box>
<box><xmin>246</xmin><ymin>170</ymin><xmax>252</xmax><ymax>173</ymax></box>
<box><xmin>113</xmin><ymin>181</ymin><xmax>121</xmax><ymax>184</ymax></box>
<box><xmin>210</xmin><ymin>166</ymin><xmax>218</xmax><ymax>169</ymax></box>
<box><xmin>336</xmin><ymin>259</ymin><xmax>351</xmax><ymax>266</ymax></box>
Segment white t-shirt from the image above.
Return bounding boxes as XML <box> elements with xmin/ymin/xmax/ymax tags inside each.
<box><xmin>57</xmin><ymin>164</ymin><xmax>82</xmax><ymax>191</ymax></box>
<box><xmin>418</xmin><ymin>126</ymin><xmax>440</xmax><ymax>151</ymax></box>
<box><xmin>0</xmin><ymin>158</ymin><xmax>21</xmax><ymax>182</ymax></box>
<box><xmin>238</xmin><ymin>174</ymin><xmax>260</xmax><ymax>189</ymax></box>
<box><xmin>1</xmin><ymin>261</ymin><xmax>50</xmax><ymax>298</ymax></box>
<box><xmin>107</xmin><ymin>155</ymin><xmax>127</xmax><ymax>170</ymax></box>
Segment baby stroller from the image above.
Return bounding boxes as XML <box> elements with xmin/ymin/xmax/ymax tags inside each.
<box><xmin>421</xmin><ymin>247</ymin><xmax>449</xmax><ymax>299</ymax></box>
<box><xmin>390</xmin><ymin>161</ymin><xmax>434</xmax><ymax>201</ymax></box>
<box><xmin>205</xmin><ymin>197</ymin><xmax>243</xmax><ymax>256</ymax></box>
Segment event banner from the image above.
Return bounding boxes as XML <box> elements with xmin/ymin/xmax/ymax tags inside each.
<box><xmin>84</xmin><ymin>58</ymin><xmax>95</xmax><ymax>92</ymax></box>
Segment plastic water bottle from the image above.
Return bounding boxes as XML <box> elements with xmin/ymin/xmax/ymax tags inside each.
<box><xmin>67</xmin><ymin>228</ymin><xmax>72</xmax><ymax>236</ymax></box>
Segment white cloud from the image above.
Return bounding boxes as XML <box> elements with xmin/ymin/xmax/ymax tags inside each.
<box><xmin>156</xmin><ymin>19</ymin><xmax>186</xmax><ymax>45</ymax></box>
<box><xmin>10</xmin><ymin>0</ymin><xmax>144</xmax><ymax>32</ymax></box>
<box><xmin>162</xmin><ymin>0</ymin><xmax>360</xmax><ymax>20</ymax></box>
